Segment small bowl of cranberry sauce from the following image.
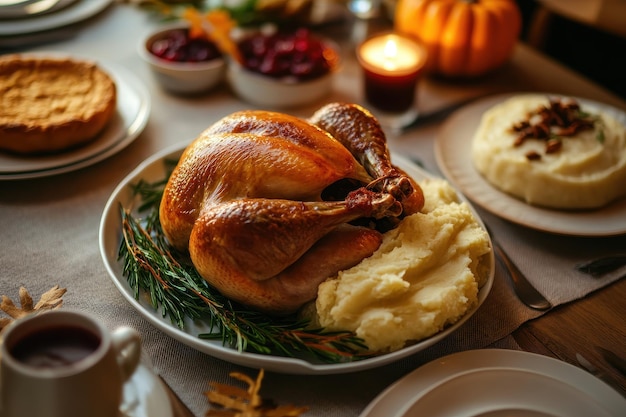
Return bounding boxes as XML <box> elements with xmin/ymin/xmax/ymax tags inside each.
<box><xmin>227</xmin><ymin>27</ymin><xmax>340</xmax><ymax>108</ymax></box>
<box><xmin>139</xmin><ymin>24</ymin><xmax>226</xmax><ymax>95</ymax></box>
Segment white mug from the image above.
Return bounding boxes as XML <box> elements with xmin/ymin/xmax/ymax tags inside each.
<box><xmin>0</xmin><ymin>310</ymin><xmax>141</xmax><ymax>417</ymax></box>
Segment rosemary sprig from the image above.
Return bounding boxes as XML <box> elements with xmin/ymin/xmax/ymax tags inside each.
<box><xmin>117</xmin><ymin>163</ymin><xmax>370</xmax><ymax>363</ymax></box>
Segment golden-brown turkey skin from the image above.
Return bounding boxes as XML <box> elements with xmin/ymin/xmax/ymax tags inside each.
<box><xmin>160</xmin><ymin>111</ymin><xmax>373</xmax><ymax>251</ymax></box>
<box><xmin>190</xmin><ymin>190</ymin><xmax>401</xmax><ymax>279</ymax></box>
<box><xmin>159</xmin><ymin>105</ymin><xmax>424</xmax><ymax>314</ymax></box>
<box><xmin>190</xmin><ymin>200</ymin><xmax>394</xmax><ymax>313</ymax></box>
<box><xmin>194</xmin><ymin>224</ymin><xmax>383</xmax><ymax>314</ymax></box>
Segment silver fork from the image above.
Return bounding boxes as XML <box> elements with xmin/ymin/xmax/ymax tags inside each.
<box><xmin>576</xmin><ymin>352</ymin><xmax>626</xmax><ymax>397</ymax></box>
<box><xmin>486</xmin><ymin>225</ymin><xmax>552</xmax><ymax>311</ymax></box>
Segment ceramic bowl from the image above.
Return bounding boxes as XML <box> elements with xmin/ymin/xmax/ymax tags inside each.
<box><xmin>227</xmin><ymin>36</ymin><xmax>340</xmax><ymax>108</ymax></box>
<box><xmin>138</xmin><ymin>24</ymin><xmax>226</xmax><ymax>95</ymax></box>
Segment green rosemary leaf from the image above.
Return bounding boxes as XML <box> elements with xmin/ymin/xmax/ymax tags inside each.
<box><xmin>117</xmin><ymin>163</ymin><xmax>369</xmax><ymax>363</ymax></box>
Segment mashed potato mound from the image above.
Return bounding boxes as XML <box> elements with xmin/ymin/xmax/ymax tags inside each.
<box><xmin>471</xmin><ymin>94</ymin><xmax>626</xmax><ymax>209</ymax></box>
<box><xmin>310</xmin><ymin>179</ymin><xmax>491</xmax><ymax>353</ymax></box>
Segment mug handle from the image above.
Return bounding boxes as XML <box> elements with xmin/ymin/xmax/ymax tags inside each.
<box><xmin>111</xmin><ymin>326</ymin><xmax>141</xmax><ymax>381</ymax></box>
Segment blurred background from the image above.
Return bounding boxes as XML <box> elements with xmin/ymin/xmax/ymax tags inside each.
<box><xmin>362</xmin><ymin>0</ymin><xmax>626</xmax><ymax>100</ymax></box>
<box><xmin>352</xmin><ymin>0</ymin><xmax>626</xmax><ymax>100</ymax></box>
<box><xmin>517</xmin><ymin>0</ymin><xmax>626</xmax><ymax>100</ymax></box>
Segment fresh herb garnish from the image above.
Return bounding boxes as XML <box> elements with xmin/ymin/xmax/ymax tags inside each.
<box><xmin>117</xmin><ymin>162</ymin><xmax>370</xmax><ymax>362</ymax></box>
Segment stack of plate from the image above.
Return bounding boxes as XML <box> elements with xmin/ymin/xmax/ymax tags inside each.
<box><xmin>0</xmin><ymin>0</ymin><xmax>112</xmax><ymax>40</ymax></box>
<box><xmin>0</xmin><ymin>56</ymin><xmax>150</xmax><ymax>180</ymax></box>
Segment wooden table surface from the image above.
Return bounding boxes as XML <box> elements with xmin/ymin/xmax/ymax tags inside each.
<box><xmin>514</xmin><ymin>276</ymin><xmax>626</xmax><ymax>393</ymax></box>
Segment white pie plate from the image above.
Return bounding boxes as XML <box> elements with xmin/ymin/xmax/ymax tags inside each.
<box><xmin>0</xmin><ymin>54</ymin><xmax>150</xmax><ymax>180</ymax></box>
<box><xmin>0</xmin><ymin>0</ymin><xmax>112</xmax><ymax>35</ymax></box>
<box><xmin>359</xmin><ymin>349</ymin><xmax>626</xmax><ymax>417</ymax></box>
<box><xmin>99</xmin><ymin>142</ymin><xmax>495</xmax><ymax>375</ymax></box>
<box><xmin>0</xmin><ymin>0</ymin><xmax>77</xmax><ymax>19</ymax></box>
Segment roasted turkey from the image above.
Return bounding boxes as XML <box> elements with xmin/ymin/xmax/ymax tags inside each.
<box><xmin>159</xmin><ymin>103</ymin><xmax>424</xmax><ymax>314</ymax></box>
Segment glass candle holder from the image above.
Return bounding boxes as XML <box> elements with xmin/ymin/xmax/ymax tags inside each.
<box><xmin>357</xmin><ymin>32</ymin><xmax>427</xmax><ymax>128</ymax></box>
<box><xmin>347</xmin><ymin>0</ymin><xmax>382</xmax><ymax>19</ymax></box>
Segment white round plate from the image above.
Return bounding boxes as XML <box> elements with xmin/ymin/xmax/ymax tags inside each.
<box><xmin>121</xmin><ymin>362</ymin><xmax>173</xmax><ymax>417</ymax></box>
<box><xmin>434</xmin><ymin>92</ymin><xmax>626</xmax><ymax>237</ymax></box>
<box><xmin>0</xmin><ymin>0</ymin><xmax>111</xmax><ymax>35</ymax></box>
<box><xmin>359</xmin><ymin>349</ymin><xmax>626</xmax><ymax>417</ymax></box>
<box><xmin>0</xmin><ymin>0</ymin><xmax>77</xmax><ymax>19</ymax></box>
<box><xmin>0</xmin><ymin>54</ymin><xmax>150</xmax><ymax>180</ymax></box>
<box><xmin>99</xmin><ymin>143</ymin><xmax>494</xmax><ymax>375</ymax></box>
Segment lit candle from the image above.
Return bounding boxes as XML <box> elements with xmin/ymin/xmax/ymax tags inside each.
<box><xmin>357</xmin><ymin>33</ymin><xmax>427</xmax><ymax>113</ymax></box>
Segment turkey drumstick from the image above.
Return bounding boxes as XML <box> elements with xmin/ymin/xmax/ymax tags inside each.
<box><xmin>191</xmin><ymin>190</ymin><xmax>401</xmax><ymax>313</ymax></box>
<box><xmin>160</xmin><ymin>104</ymin><xmax>424</xmax><ymax>314</ymax></box>
<box><xmin>309</xmin><ymin>102</ymin><xmax>424</xmax><ymax>216</ymax></box>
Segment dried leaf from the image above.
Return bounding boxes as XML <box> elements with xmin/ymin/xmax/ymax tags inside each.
<box><xmin>0</xmin><ymin>286</ymin><xmax>66</xmax><ymax>332</ymax></box>
<box><xmin>34</xmin><ymin>286</ymin><xmax>66</xmax><ymax>311</ymax></box>
<box><xmin>19</xmin><ymin>287</ymin><xmax>33</xmax><ymax>312</ymax></box>
<box><xmin>205</xmin><ymin>369</ymin><xmax>308</xmax><ymax>417</ymax></box>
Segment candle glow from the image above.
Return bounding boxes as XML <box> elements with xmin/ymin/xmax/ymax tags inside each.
<box><xmin>359</xmin><ymin>34</ymin><xmax>425</xmax><ymax>75</ymax></box>
<box><xmin>357</xmin><ymin>32</ymin><xmax>427</xmax><ymax>113</ymax></box>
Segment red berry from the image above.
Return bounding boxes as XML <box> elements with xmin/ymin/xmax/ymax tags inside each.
<box><xmin>149</xmin><ymin>29</ymin><xmax>222</xmax><ymax>63</ymax></box>
<box><xmin>237</xmin><ymin>29</ymin><xmax>333</xmax><ymax>80</ymax></box>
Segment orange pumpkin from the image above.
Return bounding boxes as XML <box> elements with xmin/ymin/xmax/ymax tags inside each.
<box><xmin>394</xmin><ymin>0</ymin><xmax>522</xmax><ymax>77</ymax></box>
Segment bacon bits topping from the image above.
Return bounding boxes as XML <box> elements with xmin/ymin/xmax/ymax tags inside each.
<box><xmin>510</xmin><ymin>97</ymin><xmax>598</xmax><ymax>161</ymax></box>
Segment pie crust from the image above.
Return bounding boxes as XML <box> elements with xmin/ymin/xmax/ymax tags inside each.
<box><xmin>0</xmin><ymin>54</ymin><xmax>117</xmax><ymax>155</ymax></box>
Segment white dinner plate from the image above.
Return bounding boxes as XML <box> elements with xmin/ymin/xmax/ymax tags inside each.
<box><xmin>434</xmin><ymin>92</ymin><xmax>626</xmax><ymax>237</ymax></box>
<box><xmin>99</xmin><ymin>143</ymin><xmax>494</xmax><ymax>375</ymax></box>
<box><xmin>359</xmin><ymin>349</ymin><xmax>626</xmax><ymax>417</ymax></box>
<box><xmin>0</xmin><ymin>0</ymin><xmax>112</xmax><ymax>35</ymax></box>
<box><xmin>0</xmin><ymin>54</ymin><xmax>150</xmax><ymax>180</ymax></box>
<box><xmin>0</xmin><ymin>0</ymin><xmax>77</xmax><ymax>19</ymax></box>
<box><xmin>121</xmin><ymin>362</ymin><xmax>173</xmax><ymax>417</ymax></box>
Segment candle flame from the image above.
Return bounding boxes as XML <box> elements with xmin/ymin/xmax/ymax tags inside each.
<box><xmin>359</xmin><ymin>34</ymin><xmax>423</xmax><ymax>74</ymax></box>
<box><xmin>382</xmin><ymin>38</ymin><xmax>399</xmax><ymax>71</ymax></box>
<box><xmin>383</xmin><ymin>39</ymin><xmax>398</xmax><ymax>58</ymax></box>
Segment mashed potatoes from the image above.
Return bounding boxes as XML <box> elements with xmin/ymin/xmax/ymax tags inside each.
<box><xmin>472</xmin><ymin>94</ymin><xmax>626</xmax><ymax>209</ymax></box>
<box><xmin>308</xmin><ymin>178</ymin><xmax>491</xmax><ymax>353</ymax></box>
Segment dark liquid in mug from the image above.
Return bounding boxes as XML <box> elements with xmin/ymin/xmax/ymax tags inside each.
<box><xmin>10</xmin><ymin>325</ymin><xmax>101</xmax><ymax>368</ymax></box>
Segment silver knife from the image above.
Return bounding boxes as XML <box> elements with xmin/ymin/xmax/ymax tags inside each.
<box><xmin>576</xmin><ymin>353</ymin><xmax>626</xmax><ymax>397</ymax></box>
<box><xmin>485</xmin><ymin>224</ymin><xmax>552</xmax><ymax>311</ymax></box>
<box><xmin>596</xmin><ymin>346</ymin><xmax>626</xmax><ymax>377</ymax></box>
<box><xmin>400</xmin><ymin>95</ymin><xmax>485</xmax><ymax>132</ymax></box>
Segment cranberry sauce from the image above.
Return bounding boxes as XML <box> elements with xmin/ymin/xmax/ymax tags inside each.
<box><xmin>237</xmin><ymin>28</ymin><xmax>335</xmax><ymax>80</ymax></box>
<box><xmin>149</xmin><ymin>28</ymin><xmax>222</xmax><ymax>63</ymax></box>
